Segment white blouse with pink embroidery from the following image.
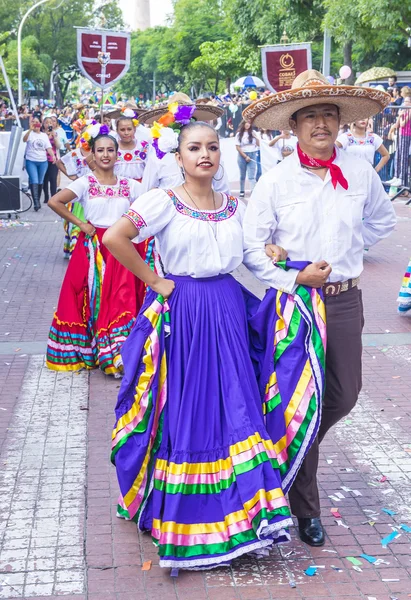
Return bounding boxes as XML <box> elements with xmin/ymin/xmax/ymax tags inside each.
<box><xmin>123</xmin><ymin>188</ymin><xmax>245</xmax><ymax>278</ymax></box>
<box><xmin>67</xmin><ymin>175</ymin><xmax>141</xmax><ymax>228</ymax></box>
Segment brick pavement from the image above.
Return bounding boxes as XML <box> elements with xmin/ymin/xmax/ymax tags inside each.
<box><xmin>1</xmin><ymin>197</ymin><xmax>411</xmax><ymax>599</ymax></box>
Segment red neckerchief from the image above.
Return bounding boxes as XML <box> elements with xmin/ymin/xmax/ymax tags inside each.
<box><xmin>297</xmin><ymin>144</ymin><xmax>349</xmax><ymax>190</ymax></box>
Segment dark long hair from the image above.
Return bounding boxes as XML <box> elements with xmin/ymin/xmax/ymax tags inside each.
<box><xmin>237</xmin><ymin>120</ymin><xmax>253</xmax><ymax>143</ymax></box>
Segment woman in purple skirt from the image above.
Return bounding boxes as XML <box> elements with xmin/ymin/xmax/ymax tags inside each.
<box><xmin>103</xmin><ymin>117</ymin><xmax>314</xmax><ymax>570</ymax></box>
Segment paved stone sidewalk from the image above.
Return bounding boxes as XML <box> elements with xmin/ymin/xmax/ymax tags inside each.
<box><xmin>1</xmin><ymin>198</ymin><xmax>411</xmax><ymax>599</ymax></box>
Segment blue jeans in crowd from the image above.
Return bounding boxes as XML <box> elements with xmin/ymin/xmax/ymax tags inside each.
<box><xmin>237</xmin><ymin>151</ymin><xmax>258</xmax><ymax>194</ymax></box>
<box><xmin>25</xmin><ymin>159</ymin><xmax>49</xmax><ymax>185</ymax></box>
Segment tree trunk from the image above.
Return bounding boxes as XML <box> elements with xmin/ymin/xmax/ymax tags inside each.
<box><xmin>225</xmin><ymin>76</ymin><xmax>231</xmax><ymax>94</ymax></box>
<box><xmin>343</xmin><ymin>41</ymin><xmax>355</xmax><ymax>85</ymax></box>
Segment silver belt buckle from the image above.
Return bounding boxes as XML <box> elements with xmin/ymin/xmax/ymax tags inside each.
<box><xmin>323</xmin><ymin>282</ymin><xmax>342</xmax><ymax>297</ymax></box>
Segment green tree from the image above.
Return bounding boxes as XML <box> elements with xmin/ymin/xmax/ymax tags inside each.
<box><xmin>190</xmin><ymin>38</ymin><xmax>258</xmax><ymax>93</ymax></box>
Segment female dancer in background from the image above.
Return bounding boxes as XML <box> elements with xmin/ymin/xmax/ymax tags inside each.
<box><xmin>46</xmin><ymin>128</ymin><xmax>146</xmax><ymax>377</ymax></box>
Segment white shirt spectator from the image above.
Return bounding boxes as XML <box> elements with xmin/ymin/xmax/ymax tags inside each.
<box><xmin>24</xmin><ymin>131</ymin><xmax>51</xmax><ymax>161</ymax></box>
<box><xmin>235</xmin><ymin>132</ymin><xmax>259</xmax><ymax>153</ymax></box>
<box><xmin>242</xmin><ymin>148</ymin><xmax>396</xmax><ymax>293</ymax></box>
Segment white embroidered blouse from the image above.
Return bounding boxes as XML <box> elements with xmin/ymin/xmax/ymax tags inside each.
<box><xmin>123</xmin><ymin>188</ymin><xmax>245</xmax><ymax>277</ymax></box>
<box><xmin>61</xmin><ymin>147</ymin><xmax>92</xmax><ymax>178</ymax></box>
<box><xmin>114</xmin><ymin>140</ymin><xmax>150</xmax><ymax>181</ymax></box>
<box><xmin>68</xmin><ymin>175</ymin><xmax>140</xmax><ymax>228</ymax></box>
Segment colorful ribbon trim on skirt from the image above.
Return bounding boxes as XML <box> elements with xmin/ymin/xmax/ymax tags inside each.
<box><xmin>397</xmin><ymin>257</ymin><xmax>411</xmax><ymax>314</ymax></box>
<box><xmin>47</xmin><ymin>232</ymin><xmax>136</xmax><ymax>376</ymax></box>
<box><xmin>63</xmin><ymin>202</ymin><xmax>86</xmax><ymax>258</ymax></box>
<box><xmin>249</xmin><ymin>260</ymin><xmax>326</xmax><ymax>493</ymax></box>
<box><xmin>111</xmin><ymin>286</ymin><xmax>293</xmax><ymax>570</ymax></box>
<box><xmin>111</xmin><ymin>295</ymin><xmax>170</xmax><ymax>519</ymax></box>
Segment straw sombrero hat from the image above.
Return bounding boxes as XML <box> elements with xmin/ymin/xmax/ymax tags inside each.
<box><xmin>243</xmin><ymin>70</ymin><xmax>391</xmax><ymax>130</ymax></box>
<box><xmin>106</xmin><ymin>101</ymin><xmax>146</xmax><ymax>120</ymax></box>
<box><xmin>139</xmin><ymin>92</ymin><xmax>224</xmax><ymax>125</ymax></box>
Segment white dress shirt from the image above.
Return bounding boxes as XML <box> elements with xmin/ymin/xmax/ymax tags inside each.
<box><xmin>243</xmin><ymin>147</ymin><xmax>396</xmax><ymax>293</ymax></box>
<box><xmin>124</xmin><ymin>188</ymin><xmax>244</xmax><ymax>278</ymax></box>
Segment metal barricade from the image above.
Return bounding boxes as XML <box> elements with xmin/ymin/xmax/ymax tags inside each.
<box><xmin>372</xmin><ymin>105</ymin><xmax>411</xmax><ymax>188</ymax></box>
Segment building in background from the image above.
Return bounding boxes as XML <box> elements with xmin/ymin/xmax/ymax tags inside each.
<box><xmin>133</xmin><ymin>0</ymin><xmax>151</xmax><ymax>30</ymax></box>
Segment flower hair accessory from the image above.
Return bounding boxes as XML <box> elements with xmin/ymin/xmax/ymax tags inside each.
<box><xmin>150</xmin><ymin>102</ymin><xmax>196</xmax><ymax>159</ymax></box>
<box><xmin>80</xmin><ymin>122</ymin><xmax>110</xmax><ymax>151</ymax></box>
<box><xmin>121</xmin><ymin>107</ymin><xmax>139</xmax><ymax>128</ymax></box>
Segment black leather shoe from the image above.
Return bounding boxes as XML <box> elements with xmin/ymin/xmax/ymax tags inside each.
<box><xmin>297</xmin><ymin>517</ymin><xmax>325</xmax><ymax>546</ymax></box>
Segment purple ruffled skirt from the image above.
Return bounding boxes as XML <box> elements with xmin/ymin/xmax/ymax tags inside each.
<box><xmin>111</xmin><ymin>274</ymin><xmax>293</xmax><ymax>570</ymax></box>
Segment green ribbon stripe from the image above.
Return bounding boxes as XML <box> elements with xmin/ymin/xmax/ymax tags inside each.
<box><xmin>111</xmin><ymin>388</ymin><xmax>154</xmax><ymax>461</ymax></box>
<box><xmin>157</xmin><ymin>508</ymin><xmax>291</xmax><ymax>559</ymax></box>
<box><xmin>275</xmin><ymin>304</ymin><xmax>301</xmax><ymax>361</ymax></box>
<box><xmin>296</xmin><ymin>286</ymin><xmax>326</xmax><ymax>371</ymax></box>
<box><xmin>264</xmin><ymin>391</ymin><xmax>282</xmax><ymax>415</ymax></box>
<box><xmin>48</xmin><ymin>331</ymin><xmax>90</xmax><ymax>348</ymax></box>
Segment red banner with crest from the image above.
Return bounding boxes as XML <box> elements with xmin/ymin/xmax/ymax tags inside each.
<box><xmin>76</xmin><ymin>28</ymin><xmax>131</xmax><ymax>89</ymax></box>
<box><xmin>261</xmin><ymin>44</ymin><xmax>312</xmax><ymax>93</ymax></box>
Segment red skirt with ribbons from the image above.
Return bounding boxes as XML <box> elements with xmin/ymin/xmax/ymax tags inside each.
<box><xmin>47</xmin><ymin>227</ymin><xmax>147</xmax><ymax>377</ymax></box>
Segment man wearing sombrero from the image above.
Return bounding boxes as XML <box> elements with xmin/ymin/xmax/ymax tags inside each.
<box><xmin>243</xmin><ymin>70</ymin><xmax>396</xmax><ymax>546</ymax></box>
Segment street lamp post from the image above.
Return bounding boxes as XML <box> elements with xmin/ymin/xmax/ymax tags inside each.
<box><xmin>17</xmin><ymin>0</ymin><xmax>53</xmax><ymax>106</ymax></box>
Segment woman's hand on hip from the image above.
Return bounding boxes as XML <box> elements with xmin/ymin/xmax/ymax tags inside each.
<box><xmin>151</xmin><ymin>277</ymin><xmax>175</xmax><ymax>299</ymax></box>
<box><xmin>80</xmin><ymin>222</ymin><xmax>96</xmax><ymax>237</ymax></box>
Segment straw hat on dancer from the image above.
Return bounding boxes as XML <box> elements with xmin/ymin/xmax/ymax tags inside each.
<box><xmin>241</xmin><ymin>70</ymin><xmax>395</xmax><ymax>548</ymax></box>
<box><xmin>139</xmin><ymin>92</ymin><xmax>224</xmax><ymax>125</ymax></box>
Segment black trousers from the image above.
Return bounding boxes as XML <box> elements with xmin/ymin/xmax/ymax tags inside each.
<box><xmin>288</xmin><ymin>286</ymin><xmax>364</xmax><ymax>518</ymax></box>
<box><xmin>43</xmin><ymin>162</ymin><xmax>58</xmax><ymax>202</ymax></box>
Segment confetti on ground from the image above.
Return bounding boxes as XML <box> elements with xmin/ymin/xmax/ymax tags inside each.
<box><xmin>328</xmin><ymin>495</ymin><xmax>341</xmax><ymax>502</ymax></box>
<box><xmin>323</xmin><ymin>549</ymin><xmax>338</xmax><ymax>553</ymax></box>
<box><xmin>305</xmin><ymin>567</ymin><xmax>317</xmax><ymax>576</ymax></box>
<box><xmin>331</xmin><ymin>565</ymin><xmax>343</xmax><ymax>572</ymax></box>
<box><xmin>352</xmin><ymin>565</ymin><xmax>363</xmax><ymax>572</ymax></box>
<box><xmin>335</xmin><ymin>519</ymin><xmax>350</xmax><ymax>529</ymax></box>
<box><xmin>341</xmin><ymin>486</ymin><xmax>352</xmax><ymax>492</ymax></box>
<box><xmin>382</xmin><ymin>489</ymin><xmax>395</xmax><ymax>495</ymax></box>
<box><xmin>352</xmin><ymin>490</ymin><xmax>362</xmax><ymax>496</ymax></box>
<box><xmin>346</xmin><ymin>557</ymin><xmax>363</xmax><ymax>566</ymax></box>
<box><xmin>335</xmin><ymin>492</ymin><xmax>345</xmax><ymax>499</ymax></box>
<box><xmin>326</xmin><ymin>459</ymin><xmax>333</xmax><ymax>464</ymax></box>
<box><xmin>360</xmin><ymin>554</ymin><xmax>377</xmax><ymax>563</ymax></box>
<box><xmin>331</xmin><ymin>508</ymin><xmax>342</xmax><ymax>518</ymax></box>
<box><xmin>400</xmin><ymin>524</ymin><xmax>411</xmax><ymax>533</ymax></box>
<box><xmin>382</xmin><ymin>579</ymin><xmax>400</xmax><ymax>582</ymax></box>
<box><xmin>380</xmin><ymin>476</ymin><xmax>388</xmax><ymax>483</ymax></box>
<box><xmin>142</xmin><ymin>560</ymin><xmax>152</xmax><ymax>571</ymax></box>
<box><xmin>381</xmin><ymin>531</ymin><xmax>400</xmax><ymax>547</ymax></box>
<box><xmin>382</xmin><ymin>508</ymin><xmax>397</xmax><ymax>516</ymax></box>
<box><xmin>0</xmin><ymin>220</ymin><xmax>33</xmax><ymax>228</ymax></box>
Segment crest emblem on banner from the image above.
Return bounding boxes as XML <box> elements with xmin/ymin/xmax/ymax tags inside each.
<box><xmin>76</xmin><ymin>28</ymin><xmax>131</xmax><ymax>89</ymax></box>
<box><xmin>98</xmin><ymin>51</ymin><xmax>111</xmax><ymax>66</ymax></box>
<box><xmin>261</xmin><ymin>44</ymin><xmax>312</xmax><ymax>92</ymax></box>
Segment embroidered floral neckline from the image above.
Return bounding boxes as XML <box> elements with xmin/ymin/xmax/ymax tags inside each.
<box><xmin>117</xmin><ymin>140</ymin><xmax>149</xmax><ymax>163</ymax></box>
<box><xmin>88</xmin><ymin>175</ymin><xmax>131</xmax><ymax>198</ymax></box>
<box><xmin>165</xmin><ymin>189</ymin><xmax>238</xmax><ymax>222</ymax></box>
